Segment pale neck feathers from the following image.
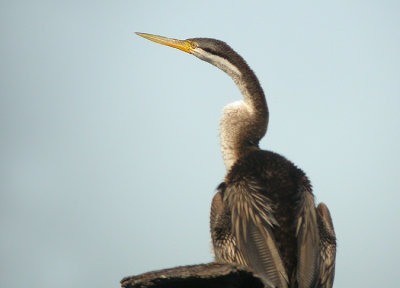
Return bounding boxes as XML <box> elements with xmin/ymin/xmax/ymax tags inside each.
<box><xmin>220</xmin><ymin>72</ymin><xmax>268</xmax><ymax>171</ymax></box>
<box><xmin>194</xmin><ymin>45</ymin><xmax>268</xmax><ymax>171</ymax></box>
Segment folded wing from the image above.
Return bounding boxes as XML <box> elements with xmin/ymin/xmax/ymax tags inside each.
<box><xmin>225</xmin><ymin>182</ymin><xmax>289</xmax><ymax>288</ymax></box>
<box><xmin>295</xmin><ymin>185</ymin><xmax>321</xmax><ymax>288</ymax></box>
<box><xmin>316</xmin><ymin>202</ymin><xmax>336</xmax><ymax>288</ymax></box>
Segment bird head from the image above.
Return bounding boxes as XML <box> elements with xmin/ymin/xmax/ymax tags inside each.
<box><xmin>135</xmin><ymin>32</ymin><xmax>242</xmax><ymax>78</ymax></box>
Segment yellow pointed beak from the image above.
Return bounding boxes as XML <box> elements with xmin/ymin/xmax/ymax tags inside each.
<box><xmin>135</xmin><ymin>32</ymin><xmax>196</xmax><ymax>54</ymax></box>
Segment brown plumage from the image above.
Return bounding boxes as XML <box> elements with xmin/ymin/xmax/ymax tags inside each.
<box><xmin>136</xmin><ymin>33</ymin><xmax>337</xmax><ymax>288</ymax></box>
<box><xmin>211</xmin><ymin>150</ymin><xmax>322</xmax><ymax>287</ymax></box>
<box><xmin>316</xmin><ymin>203</ymin><xmax>337</xmax><ymax>288</ymax></box>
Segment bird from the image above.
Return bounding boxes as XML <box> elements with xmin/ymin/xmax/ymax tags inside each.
<box><xmin>136</xmin><ymin>32</ymin><xmax>336</xmax><ymax>288</ymax></box>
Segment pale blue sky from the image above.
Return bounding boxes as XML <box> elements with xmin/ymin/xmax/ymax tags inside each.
<box><xmin>1</xmin><ymin>1</ymin><xmax>400</xmax><ymax>287</ymax></box>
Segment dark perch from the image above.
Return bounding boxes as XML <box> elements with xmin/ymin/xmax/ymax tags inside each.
<box><xmin>121</xmin><ymin>263</ymin><xmax>264</xmax><ymax>288</ymax></box>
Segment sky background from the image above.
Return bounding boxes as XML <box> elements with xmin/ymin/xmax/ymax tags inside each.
<box><xmin>1</xmin><ymin>1</ymin><xmax>400</xmax><ymax>287</ymax></box>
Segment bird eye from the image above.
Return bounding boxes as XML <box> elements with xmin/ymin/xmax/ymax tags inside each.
<box><xmin>191</xmin><ymin>42</ymin><xmax>198</xmax><ymax>49</ymax></box>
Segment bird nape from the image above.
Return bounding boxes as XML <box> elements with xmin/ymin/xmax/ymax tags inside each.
<box><xmin>136</xmin><ymin>32</ymin><xmax>336</xmax><ymax>288</ymax></box>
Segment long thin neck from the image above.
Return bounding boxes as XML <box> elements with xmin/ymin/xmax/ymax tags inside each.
<box><xmin>194</xmin><ymin>43</ymin><xmax>269</xmax><ymax>171</ymax></box>
<box><xmin>219</xmin><ymin>61</ymin><xmax>269</xmax><ymax>171</ymax></box>
<box><xmin>233</xmin><ymin>63</ymin><xmax>268</xmax><ymax>117</ymax></box>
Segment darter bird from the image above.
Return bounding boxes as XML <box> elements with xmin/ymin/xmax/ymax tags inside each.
<box><xmin>136</xmin><ymin>32</ymin><xmax>336</xmax><ymax>288</ymax></box>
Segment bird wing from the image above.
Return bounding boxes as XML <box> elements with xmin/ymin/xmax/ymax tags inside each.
<box><xmin>210</xmin><ymin>184</ymin><xmax>248</xmax><ymax>265</ymax></box>
<box><xmin>316</xmin><ymin>202</ymin><xmax>336</xmax><ymax>288</ymax></box>
<box><xmin>210</xmin><ymin>190</ymin><xmax>224</xmax><ymax>233</ymax></box>
<box><xmin>295</xmin><ymin>185</ymin><xmax>321</xmax><ymax>288</ymax></box>
<box><xmin>224</xmin><ymin>181</ymin><xmax>289</xmax><ymax>288</ymax></box>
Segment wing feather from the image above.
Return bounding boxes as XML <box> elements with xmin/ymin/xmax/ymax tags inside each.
<box><xmin>296</xmin><ymin>185</ymin><xmax>321</xmax><ymax>288</ymax></box>
<box><xmin>225</xmin><ymin>182</ymin><xmax>288</xmax><ymax>288</ymax></box>
<box><xmin>316</xmin><ymin>202</ymin><xmax>336</xmax><ymax>288</ymax></box>
<box><xmin>210</xmin><ymin>187</ymin><xmax>248</xmax><ymax>266</ymax></box>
